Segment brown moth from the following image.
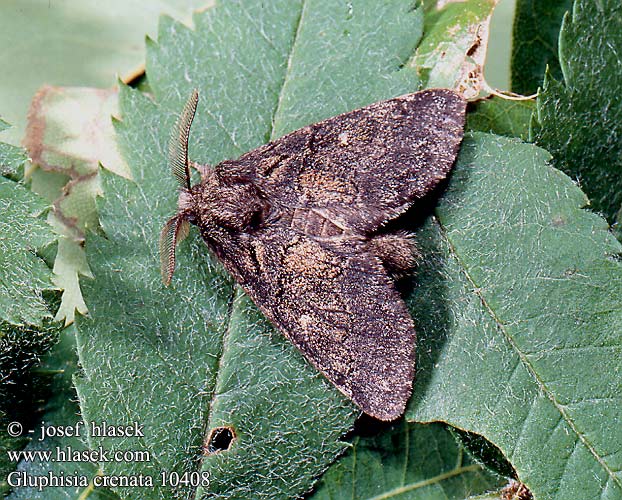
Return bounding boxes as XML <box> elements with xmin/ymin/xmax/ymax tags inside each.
<box><xmin>161</xmin><ymin>89</ymin><xmax>466</xmax><ymax>421</ymax></box>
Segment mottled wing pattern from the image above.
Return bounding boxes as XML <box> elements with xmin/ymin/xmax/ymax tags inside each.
<box><xmin>210</xmin><ymin>227</ymin><xmax>415</xmax><ymax>421</ymax></box>
<box><xmin>222</xmin><ymin>89</ymin><xmax>466</xmax><ymax>233</ymax></box>
<box><xmin>196</xmin><ymin>89</ymin><xmax>467</xmax><ymax>419</ymax></box>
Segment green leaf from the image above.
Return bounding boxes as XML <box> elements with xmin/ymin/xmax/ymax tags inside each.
<box><xmin>407</xmin><ymin>133</ymin><xmax>622</xmax><ymax>499</ymax></box>
<box><xmin>75</xmin><ymin>1</ymin><xmax>427</xmax><ymax>498</ymax></box>
<box><xmin>6</xmin><ymin>326</ymin><xmax>117</xmax><ymax>500</ymax></box>
<box><xmin>310</xmin><ymin>422</ymin><xmax>504</xmax><ymax>499</ymax></box>
<box><xmin>0</xmin><ymin>174</ymin><xmax>56</xmax><ymax>328</ymax></box>
<box><xmin>511</xmin><ymin>0</ymin><xmax>572</xmax><ymax>95</ymax></box>
<box><xmin>0</xmin><ymin>0</ymin><xmax>211</xmax><ymax>146</ymax></box>
<box><xmin>0</xmin><ymin>119</ymin><xmax>28</xmax><ymax>177</ymax></box>
<box><xmin>413</xmin><ymin>0</ymin><xmax>496</xmax><ymax>94</ymax></box>
<box><xmin>466</xmin><ymin>96</ymin><xmax>534</xmax><ymax>141</ymax></box>
<box><xmin>0</xmin><ymin>134</ymin><xmax>60</xmax><ymax>495</ymax></box>
<box><xmin>532</xmin><ymin>0</ymin><xmax>622</xmax><ymax>222</ymax></box>
<box><xmin>0</xmin><ymin>320</ymin><xmax>60</xmax><ymax>497</ymax></box>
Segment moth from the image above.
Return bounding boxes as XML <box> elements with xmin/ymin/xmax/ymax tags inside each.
<box><xmin>161</xmin><ymin>89</ymin><xmax>466</xmax><ymax>421</ymax></box>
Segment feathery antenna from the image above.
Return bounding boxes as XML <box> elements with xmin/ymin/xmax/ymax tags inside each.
<box><xmin>159</xmin><ymin>216</ymin><xmax>190</xmax><ymax>286</ymax></box>
<box><xmin>169</xmin><ymin>89</ymin><xmax>199</xmax><ymax>190</ymax></box>
<box><xmin>161</xmin><ymin>89</ymin><xmax>198</xmax><ymax>285</ymax></box>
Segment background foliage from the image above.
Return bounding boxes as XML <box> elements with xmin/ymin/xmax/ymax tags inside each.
<box><xmin>1</xmin><ymin>1</ymin><xmax>621</xmax><ymax>499</ymax></box>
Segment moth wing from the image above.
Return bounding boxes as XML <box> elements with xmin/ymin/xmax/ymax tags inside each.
<box><xmin>221</xmin><ymin>227</ymin><xmax>415</xmax><ymax>421</ymax></box>
<box><xmin>226</xmin><ymin>89</ymin><xmax>465</xmax><ymax>232</ymax></box>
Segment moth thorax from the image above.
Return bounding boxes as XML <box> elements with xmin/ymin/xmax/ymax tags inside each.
<box><xmin>200</xmin><ymin>181</ymin><xmax>266</xmax><ymax>232</ymax></box>
<box><xmin>178</xmin><ymin>189</ymin><xmax>194</xmax><ymax>211</ymax></box>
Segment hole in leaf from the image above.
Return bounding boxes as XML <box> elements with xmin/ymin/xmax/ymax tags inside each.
<box><xmin>608</xmin><ymin>252</ymin><xmax>622</xmax><ymax>263</ymax></box>
<box><xmin>450</xmin><ymin>427</ymin><xmax>517</xmax><ymax>479</ymax></box>
<box><xmin>204</xmin><ymin>426</ymin><xmax>236</xmax><ymax>455</ymax></box>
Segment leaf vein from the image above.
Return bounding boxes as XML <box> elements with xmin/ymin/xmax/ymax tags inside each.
<box><xmin>268</xmin><ymin>0</ymin><xmax>306</xmax><ymax>141</ymax></box>
<box><xmin>364</xmin><ymin>464</ymin><xmax>482</xmax><ymax>500</ymax></box>
<box><xmin>191</xmin><ymin>284</ymin><xmax>238</xmax><ymax>499</ymax></box>
<box><xmin>435</xmin><ymin>217</ymin><xmax>622</xmax><ymax>491</ymax></box>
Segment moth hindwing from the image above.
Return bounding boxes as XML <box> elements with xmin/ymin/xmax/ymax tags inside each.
<box><xmin>162</xmin><ymin>89</ymin><xmax>466</xmax><ymax>420</ymax></box>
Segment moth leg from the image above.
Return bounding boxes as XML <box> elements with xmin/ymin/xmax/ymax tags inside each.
<box><xmin>367</xmin><ymin>232</ymin><xmax>420</xmax><ymax>279</ymax></box>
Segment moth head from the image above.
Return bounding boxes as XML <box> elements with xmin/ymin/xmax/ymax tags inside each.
<box><xmin>159</xmin><ymin>90</ymin><xmax>268</xmax><ymax>286</ymax></box>
<box><xmin>159</xmin><ymin>89</ymin><xmax>200</xmax><ymax>286</ymax></box>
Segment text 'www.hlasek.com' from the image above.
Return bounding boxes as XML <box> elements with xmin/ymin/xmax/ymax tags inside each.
<box><xmin>4</xmin><ymin>420</ymin><xmax>210</xmax><ymax>491</ymax></box>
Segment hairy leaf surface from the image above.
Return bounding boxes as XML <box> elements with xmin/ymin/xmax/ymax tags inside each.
<box><xmin>6</xmin><ymin>327</ymin><xmax>117</xmax><ymax>500</ymax></box>
<box><xmin>311</xmin><ymin>421</ymin><xmax>504</xmax><ymax>499</ymax></box>
<box><xmin>408</xmin><ymin>133</ymin><xmax>622</xmax><ymax>500</ymax></box>
<box><xmin>0</xmin><ymin>133</ymin><xmax>59</xmax><ymax>495</ymax></box>
<box><xmin>0</xmin><ymin>119</ymin><xmax>27</xmax><ymax>177</ymax></box>
<box><xmin>0</xmin><ymin>149</ymin><xmax>55</xmax><ymax>327</ymax></box>
<box><xmin>511</xmin><ymin>0</ymin><xmax>572</xmax><ymax>95</ymax></box>
<box><xmin>532</xmin><ymin>0</ymin><xmax>622</xmax><ymax>221</ymax></box>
